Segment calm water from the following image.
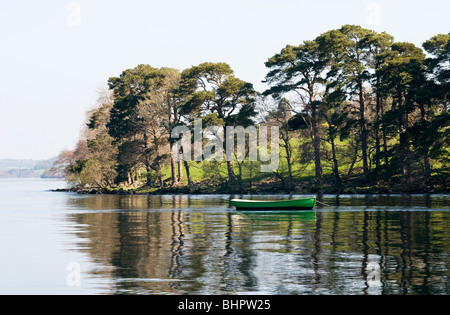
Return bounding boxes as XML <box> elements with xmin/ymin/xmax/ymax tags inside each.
<box><xmin>0</xmin><ymin>178</ymin><xmax>449</xmax><ymax>295</ymax></box>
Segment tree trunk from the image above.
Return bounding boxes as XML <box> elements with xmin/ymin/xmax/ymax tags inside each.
<box><xmin>284</xmin><ymin>135</ymin><xmax>293</xmax><ymax>190</ymax></box>
<box><xmin>310</xmin><ymin>99</ymin><xmax>323</xmax><ymax>182</ymax></box>
<box><xmin>249</xmin><ymin>161</ymin><xmax>253</xmax><ymax>191</ymax></box>
<box><xmin>157</xmin><ymin>165</ymin><xmax>163</xmax><ymax>187</ymax></box>
<box><xmin>168</xmin><ymin>101</ymin><xmax>177</xmax><ymax>186</ymax></box>
<box><xmin>127</xmin><ymin>172</ymin><xmax>133</xmax><ymax>186</ymax></box>
<box><xmin>374</xmin><ymin>84</ymin><xmax>382</xmax><ymax>175</ymax></box>
<box><xmin>330</xmin><ymin>137</ymin><xmax>341</xmax><ymax>184</ymax></box>
<box><xmin>178</xmin><ymin>160</ymin><xmax>184</xmax><ymax>181</ymax></box>
<box><xmin>237</xmin><ymin>162</ymin><xmax>243</xmax><ymax>189</ymax></box>
<box><xmin>381</xmin><ymin>100</ymin><xmax>389</xmax><ymax>166</ymax></box>
<box><xmin>358</xmin><ymin>79</ymin><xmax>370</xmax><ymax>182</ymax></box>
<box><xmin>398</xmin><ymin>94</ymin><xmax>412</xmax><ymax>182</ymax></box>
<box><xmin>347</xmin><ymin>142</ymin><xmax>358</xmax><ymax>178</ymax></box>
<box><xmin>170</xmin><ymin>155</ymin><xmax>178</xmax><ymax>186</ymax></box>
<box><xmin>423</xmin><ymin>155</ymin><xmax>431</xmax><ymax>183</ymax></box>
<box><xmin>419</xmin><ymin>105</ymin><xmax>431</xmax><ymax>183</ymax></box>
<box><xmin>399</xmin><ymin>128</ymin><xmax>412</xmax><ymax>181</ymax></box>
<box><xmin>226</xmin><ymin>160</ymin><xmax>237</xmax><ymax>186</ymax></box>
<box><xmin>146</xmin><ymin>165</ymin><xmax>153</xmax><ymax>186</ymax></box>
<box><xmin>183</xmin><ymin>160</ymin><xmax>192</xmax><ymax>186</ymax></box>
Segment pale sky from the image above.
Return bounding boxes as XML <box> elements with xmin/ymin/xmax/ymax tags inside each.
<box><xmin>0</xmin><ymin>0</ymin><xmax>448</xmax><ymax>159</ymax></box>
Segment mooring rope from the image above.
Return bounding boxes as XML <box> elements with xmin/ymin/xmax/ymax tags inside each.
<box><xmin>316</xmin><ymin>200</ymin><xmax>331</xmax><ymax>207</ymax></box>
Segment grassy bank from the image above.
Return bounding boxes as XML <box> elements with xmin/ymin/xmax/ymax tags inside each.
<box><xmin>59</xmin><ymin>136</ymin><xmax>449</xmax><ymax>195</ymax></box>
<box><xmin>61</xmin><ymin>164</ymin><xmax>449</xmax><ymax>195</ymax></box>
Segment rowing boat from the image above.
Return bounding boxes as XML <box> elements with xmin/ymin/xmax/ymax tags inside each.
<box><xmin>231</xmin><ymin>197</ymin><xmax>316</xmax><ymax>210</ymax></box>
<box><xmin>230</xmin><ymin>197</ymin><xmax>316</xmax><ymax>211</ymax></box>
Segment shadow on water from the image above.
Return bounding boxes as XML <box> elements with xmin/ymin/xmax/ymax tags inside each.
<box><xmin>63</xmin><ymin>193</ymin><xmax>450</xmax><ymax>295</ymax></box>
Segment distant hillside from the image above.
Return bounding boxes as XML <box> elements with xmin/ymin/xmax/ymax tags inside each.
<box><xmin>0</xmin><ymin>158</ymin><xmax>61</xmax><ymax>178</ymax></box>
<box><xmin>0</xmin><ymin>159</ymin><xmax>39</xmax><ymax>171</ymax></box>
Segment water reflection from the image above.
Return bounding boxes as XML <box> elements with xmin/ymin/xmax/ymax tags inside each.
<box><xmin>64</xmin><ymin>194</ymin><xmax>450</xmax><ymax>295</ymax></box>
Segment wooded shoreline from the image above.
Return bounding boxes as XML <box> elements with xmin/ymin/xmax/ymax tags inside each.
<box><xmin>51</xmin><ymin>25</ymin><xmax>449</xmax><ymax>194</ymax></box>
<box><xmin>54</xmin><ymin>174</ymin><xmax>449</xmax><ymax>195</ymax></box>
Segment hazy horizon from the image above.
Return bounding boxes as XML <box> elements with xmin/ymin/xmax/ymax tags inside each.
<box><xmin>1</xmin><ymin>0</ymin><xmax>448</xmax><ymax>160</ymax></box>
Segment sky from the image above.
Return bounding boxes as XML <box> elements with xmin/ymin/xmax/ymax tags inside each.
<box><xmin>0</xmin><ymin>0</ymin><xmax>448</xmax><ymax>160</ymax></box>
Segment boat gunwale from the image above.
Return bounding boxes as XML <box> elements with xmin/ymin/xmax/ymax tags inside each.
<box><xmin>230</xmin><ymin>198</ymin><xmax>316</xmax><ymax>204</ymax></box>
<box><xmin>234</xmin><ymin>206</ymin><xmax>315</xmax><ymax>211</ymax></box>
<box><xmin>230</xmin><ymin>197</ymin><xmax>316</xmax><ymax>210</ymax></box>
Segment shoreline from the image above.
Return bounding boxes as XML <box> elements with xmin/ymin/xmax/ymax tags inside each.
<box><xmin>53</xmin><ymin>181</ymin><xmax>449</xmax><ymax>196</ymax></box>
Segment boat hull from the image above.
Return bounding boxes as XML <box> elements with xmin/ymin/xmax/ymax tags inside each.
<box><xmin>231</xmin><ymin>197</ymin><xmax>316</xmax><ymax>211</ymax></box>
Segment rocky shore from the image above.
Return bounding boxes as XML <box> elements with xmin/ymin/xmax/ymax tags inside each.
<box><xmin>54</xmin><ymin>175</ymin><xmax>449</xmax><ymax>195</ymax></box>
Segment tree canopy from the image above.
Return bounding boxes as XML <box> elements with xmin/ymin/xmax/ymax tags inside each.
<box><xmin>57</xmin><ymin>27</ymin><xmax>449</xmax><ymax>194</ymax></box>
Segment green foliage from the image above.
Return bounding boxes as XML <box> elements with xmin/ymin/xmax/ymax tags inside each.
<box><xmin>180</xmin><ymin>62</ymin><xmax>258</xmax><ymax>184</ymax></box>
<box><xmin>61</xmin><ymin>27</ymin><xmax>449</xmax><ymax>193</ymax></box>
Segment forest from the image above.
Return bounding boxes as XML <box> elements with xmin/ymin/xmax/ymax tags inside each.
<box><xmin>53</xmin><ymin>25</ymin><xmax>449</xmax><ymax>194</ymax></box>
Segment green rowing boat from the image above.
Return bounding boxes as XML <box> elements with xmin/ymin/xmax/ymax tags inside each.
<box><xmin>231</xmin><ymin>197</ymin><xmax>316</xmax><ymax>211</ymax></box>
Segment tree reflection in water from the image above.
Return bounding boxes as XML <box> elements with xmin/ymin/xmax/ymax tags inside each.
<box><xmin>65</xmin><ymin>194</ymin><xmax>450</xmax><ymax>294</ymax></box>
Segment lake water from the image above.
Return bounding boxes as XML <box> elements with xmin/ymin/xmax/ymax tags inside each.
<box><xmin>0</xmin><ymin>178</ymin><xmax>449</xmax><ymax>295</ymax></box>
